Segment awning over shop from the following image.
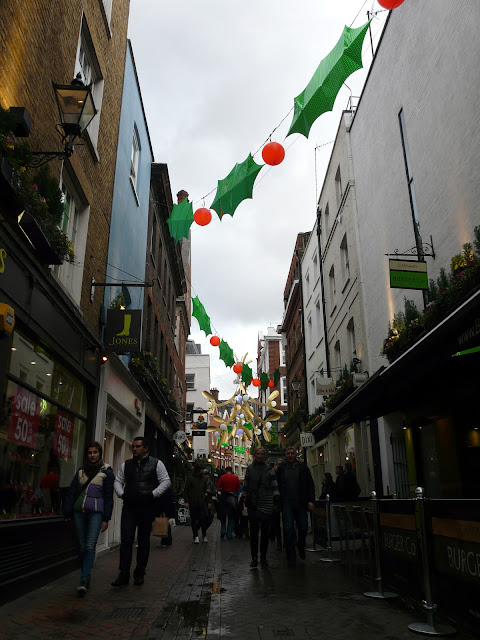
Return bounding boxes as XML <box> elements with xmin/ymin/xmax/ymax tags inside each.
<box><xmin>312</xmin><ymin>288</ymin><xmax>480</xmax><ymax>441</ymax></box>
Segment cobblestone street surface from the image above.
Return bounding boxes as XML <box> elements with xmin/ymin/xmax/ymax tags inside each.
<box><xmin>0</xmin><ymin>522</ymin><xmax>475</xmax><ymax>640</ymax></box>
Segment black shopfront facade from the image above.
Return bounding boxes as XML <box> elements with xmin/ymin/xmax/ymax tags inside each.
<box><xmin>0</xmin><ymin>219</ymin><xmax>101</xmax><ymax>602</ymax></box>
<box><xmin>312</xmin><ymin>287</ymin><xmax>480</xmax><ymax>500</ymax></box>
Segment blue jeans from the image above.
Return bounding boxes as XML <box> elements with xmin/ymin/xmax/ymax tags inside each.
<box><xmin>220</xmin><ymin>514</ymin><xmax>236</xmax><ymax>539</ymax></box>
<box><xmin>73</xmin><ymin>511</ymin><xmax>103</xmax><ymax>581</ymax></box>
<box><xmin>282</xmin><ymin>502</ymin><xmax>308</xmax><ymax>561</ymax></box>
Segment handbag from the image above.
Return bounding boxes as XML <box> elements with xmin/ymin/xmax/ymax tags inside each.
<box><xmin>152</xmin><ymin>516</ymin><xmax>169</xmax><ymax>537</ymax></box>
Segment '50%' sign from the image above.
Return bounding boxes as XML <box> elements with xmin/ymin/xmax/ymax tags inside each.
<box><xmin>53</xmin><ymin>409</ymin><xmax>74</xmax><ymax>458</ymax></box>
<box><xmin>7</xmin><ymin>385</ymin><xmax>40</xmax><ymax>449</ymax></box>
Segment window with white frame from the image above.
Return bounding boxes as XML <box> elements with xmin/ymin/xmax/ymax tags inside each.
<box><xmin>281</xmin><ymin>376</ymin><xmax>287</xmax><ymax>405</ymax></box>
<box><xmin>335</xmin><ymin>165</ymin><xmax>343</xmax><ymax>207</ymax></box>
<box><xmin>315</xmin><ymin>299</ymin><xmax>322</xmax><ymax>341</ymax></box>
<box><xmin>101</xmin><ymin>0</ymin><xmax>113</xmax><ymax>25</ymax></box>
<box><xmin>186</xmin><ymin>374</ymin><xmax>195</xmax><ymax>390</ymax></box>
<box><xmin>334</xmin><ymin>341</ymin><xmax>341</xmax><ymax>372</ymax></box>
<box><xmin>340</xmin><ymin>234</ymin><xmax>350</xmax><ymax>282</ymax></box>
<box><xmin>347</xmin><ymin>317</ymin><xmax>356</xmax><ymax>358</ymax></box>
<box><xmin>307</xmin><ymin>316</ymin><xmax>313</xmax><ymax>354</ymax></box>
<box><xmin>313</xmin><ymin>252</ymin><xmax>318</xmax><ymax>282</ymax></box>
<box><xmin>280</xmin><ymin>342</ymin><xmax>286</xmax><ymax>366</ymax></box>
<box><xmin>324</xmin><ymin>203</ymin><xmax>330</xmax><ymax>238</ymax></box>
<box><xmin>53</xmin><ymin>171</ymin><xmax>89</xmax><ymax>304</ymax></box>
<box><xmin>305</xmin><ymin>271</ymin><xmax>310</xmax><ymax>299</ymax></box>
<box><xmin>75</xmin><ymin>16</ymin><xmax>104</xmax><ymax>148</ymax></box>
<box><xmin>328</xmin><ymin>264</ymin><xmax>336</xmax><ymax>305</ymax></box>
<box><xmin>130</xmin><ymin>126</ymin><xmax>140</xmax><ymax>193</ymax></box>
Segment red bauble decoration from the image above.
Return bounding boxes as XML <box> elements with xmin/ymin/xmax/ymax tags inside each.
<box><xmin>377</xmin><ymin>0</ymin><xmax>405</xmax><ymax>9</ymax></box>
<box><xmin>268</xmin><ymin>380</ymin><xmax>274</xmax><ymax>388</ymax></box>
<box><xmin>262</xmin><ymin>141</ymin><xmax>285</xmax><ymax>166</ymax></box>
<box><xmin>210</xmin><ymin>336</ymin><xmax>220</xmax><ymax>347</ymax></box>
<box><xmin>193</xmin><ymin>207</ymin><xmax>212</xmax><ymax>226</ymax></box>
<box><xmin>252</xmin><ymin>378</ymin><xmax>261</xmax><ymax>387</ymax></box>
<box><xmin>233</xmin><ymin>363</ymin><xmax>243</xmax><ymax>374</ymax></box>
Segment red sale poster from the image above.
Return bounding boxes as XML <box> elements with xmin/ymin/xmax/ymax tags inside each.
<box><xmin>7</xmin><ymin>385</ymin><xmax>40</xmax><ymax>449</ymax></box>
<box><xmin>53</xmin><ymin>408</ymin><xmax>74</xmax><ymax>458</ymax></box>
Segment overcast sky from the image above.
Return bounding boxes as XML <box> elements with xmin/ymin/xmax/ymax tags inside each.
<box><xmin>128</xmin><ymin>1</ymin><xmax>388</xmax><ymax>398</ymax></box>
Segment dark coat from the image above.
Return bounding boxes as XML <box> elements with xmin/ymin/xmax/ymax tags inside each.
<box><xmin>335</xmin><ymin>471</ymin><xmax>361</xmax><ymax>501</ymax></box>
<box><xmin>276</xmin><ymin>462</ymin><xmax>315</xmax><ymax>510</ymax></box>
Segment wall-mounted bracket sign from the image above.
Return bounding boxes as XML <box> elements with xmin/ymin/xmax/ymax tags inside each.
<box><xmin>104</xmin><ymin>309</ymin><xmax>142</xmax><ymax>353</ymax></box>
<box><xmin>0</xmin><ymin>303</ymin><xmax>15</xmax><ymax>334</ymax></box>
<box><xmin>389</xmin><ymin>259</ymin><xmax>428</xmax><ymax>290</ymax></box>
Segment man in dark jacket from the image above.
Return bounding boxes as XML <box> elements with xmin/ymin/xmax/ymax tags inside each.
<box><xmin>112</xmin><ymin>437</ymin><xmax>171</xmax><ymax>586</ymax></box>
<box><xmin>335</xmin><ymin>461</ymin><xmax>361</xmax><ymax>501</ymax></box>
<box><xmin>276</xmin><ymin>446</ymin><xmax>315</xmax><ymax>567</ymax></box>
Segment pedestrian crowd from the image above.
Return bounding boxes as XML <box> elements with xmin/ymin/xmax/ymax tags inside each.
<box><xmin>64</xmin><ymin>437</ymin><xmax>362</xmax><ymax>597</ymax></box>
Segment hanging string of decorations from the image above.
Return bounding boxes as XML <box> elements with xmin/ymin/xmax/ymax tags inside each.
<box><xmin>192</xmin><ymin>295</ymin><xmax>281</xmax><ymax>390</ymax></box>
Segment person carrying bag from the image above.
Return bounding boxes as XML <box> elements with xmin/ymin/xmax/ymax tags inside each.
<box><xmin>64</xmin><ymin>441</ymin><xmax>114</xmax><ymax>597</ymax></box>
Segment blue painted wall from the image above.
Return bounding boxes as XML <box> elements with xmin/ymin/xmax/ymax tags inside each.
<box><xmin>105</xmin><ymin>41</ymin><xmax>153</xmax><ymax>314</ymax></box>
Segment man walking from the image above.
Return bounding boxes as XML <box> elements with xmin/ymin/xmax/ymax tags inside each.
<box><xmin>112</xmin><ymin>437</ymin><xmax>171</xmax><ymax>586</ymax></box>
<box><xmin>276</xmin><ymin>446</ymin><xmax>315</xmax><ymax>567</ymax></box>
<box><xmin>336</xmin><ymin>461</ymin><xmax>361</xmax><ymax>501</ymax></box>
<box><xmin>243</xmin><ymin>447</ymin><xmax>280</xmax><ymax>568</ymax></box>
<box><xmin>216</xmin><ymin>465</ymin><xmax>240</xmax><ymax>539</ymax></box>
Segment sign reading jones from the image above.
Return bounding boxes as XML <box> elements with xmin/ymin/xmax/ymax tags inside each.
<box><xmin>105</xmin><ymin>309</ymin><xmax>142</xmax><ymax>353</ymax></box>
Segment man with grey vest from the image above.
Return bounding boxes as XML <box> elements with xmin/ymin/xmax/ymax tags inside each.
<box><xmin>112</xmin><ymin>437</ymin><xmax>171</xmax><ymax>586</ymax></box>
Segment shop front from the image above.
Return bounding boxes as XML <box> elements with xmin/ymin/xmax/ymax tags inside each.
<box><xmin>0</xmin><ymin>222</ymin><xmax>101</xmax><ymax>601</ymax></box>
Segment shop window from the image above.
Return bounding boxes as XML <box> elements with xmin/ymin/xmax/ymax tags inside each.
<box><xmin>0</xmin><ymin>332</ymin><xmax>87</xmax><ymax>521</ymax></box>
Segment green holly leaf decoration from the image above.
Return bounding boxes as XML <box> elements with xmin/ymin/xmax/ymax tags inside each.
<box><xmin>260</xmin><ymin>372</ymin><xmax>269</xmax><ymax>391</ymax></box>
<box><xmin>287</xmin><ymin>21</ymin><xmax>370</xmax><ymax>139</ymax></box>
<box><xmin>244</xmin><ymin>422</ymin><xmax>253</xmax><ymax>431</ymax></box>
<box><xmin>219</xmin><ymin>339</ymin><xmax>235</xmax><ymax>367</ymax></box>
<box><xmin>273</xmin><ymin>368</ymin><xmax>281</xmax><ymax>385</ymax></box>
<box><xmin>166</xmin><ymin>198</ymin><xmax>194</xmax><ymax>242</ymax></box>
<box><xmin>241</xmin><ymin>363</ymin><xmax>253</xmax><ymax>386</ymax></box>
<box><xmin>192</xmin><ymin>297</ymin><xmax>212</xmax><ymax>336</ymax></box>
<box><xmin>210</xmin><ymin>154</ymin><xmax>263</xmax><ymax>219</ymax></box>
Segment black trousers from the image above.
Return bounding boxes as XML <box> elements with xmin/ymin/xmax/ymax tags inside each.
<box><xmin>119</xmin><ymin>504</ymin><xmax>156</xmax><ymax>578</ymax></box>
<box><xmin>248</xmin><ymin>509</ymin><xmax>272</xmax><ymax>559</ymax></box>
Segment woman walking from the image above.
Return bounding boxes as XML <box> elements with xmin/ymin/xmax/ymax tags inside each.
<box><xmin>64</xmin><ymin>441</ymin><xmax>114</xmax><ymax>596</ymax></box>
<box><xmin>184</xmin><ymin>462</ymin><xmax>210</xmax><ymax>543</ymax></box>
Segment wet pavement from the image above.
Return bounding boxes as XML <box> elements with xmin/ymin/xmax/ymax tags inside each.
<box><xmin>0</xmin><ymin>521</ymin><xmax>476</xmax><ymax>639</ymax></box>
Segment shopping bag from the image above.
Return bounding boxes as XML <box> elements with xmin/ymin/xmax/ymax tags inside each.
<box><xmin>153</xmin><ymin>516</ymin><xmax>169</xmax><ymax>537</ymax></box>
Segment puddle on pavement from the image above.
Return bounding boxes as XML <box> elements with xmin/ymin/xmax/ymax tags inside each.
<box><xmin>163</xmin><ymin>597</ymin><xmax>211</xmax><ymax>628</ymax></box>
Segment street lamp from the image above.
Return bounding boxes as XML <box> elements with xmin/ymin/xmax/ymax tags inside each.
<box><xmin>30</xmin><ymin>74</ymin><xmax>97</xmax><ymax>167</ymax></box>
<box><xmin>291</xmin><ymin>375</ymin><xmax>300</xmax><ymax>395</ymax></box>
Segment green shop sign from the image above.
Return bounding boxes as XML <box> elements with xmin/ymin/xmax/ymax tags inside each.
<box><xmin>389</xmin><ymin>259</ymin><xmax>428</xmax><ymax>290</ymax></box>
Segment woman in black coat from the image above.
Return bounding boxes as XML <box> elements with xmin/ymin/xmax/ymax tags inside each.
<box><xmin>319</xmin><ymin>472</ymin><xmax>336</xmax><ymax>500</ymax></box>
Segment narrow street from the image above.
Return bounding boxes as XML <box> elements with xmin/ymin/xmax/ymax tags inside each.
<box><xmin>1</xmin><ymin>522</ymin><xmax>475</xmax><ymax>640</ymax></box>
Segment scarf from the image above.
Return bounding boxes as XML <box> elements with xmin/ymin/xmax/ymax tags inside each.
<box><xmin>83</xmin><ymin>458</ymin><xmax>104</xmax><ymax>480</ymax></box>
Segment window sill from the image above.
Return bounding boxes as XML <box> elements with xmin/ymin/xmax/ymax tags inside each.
<box><xmin>83</xmin><ymin>129</ymin><xmax>100</xmax><ymax>163</ymax></box>
<box><xmin>130</xmin><ymin>176</ymin><xmax>140</xmax><ymax>206</ymax></box>
<box><xmin>150</xmin><ymin>253</ymin><xmax>156</xmax><ymax>269</ymax></box>
<box><xmin>341</xmin><ymin>277</ymin><xmax>350</xmax><ymax>294</ymax></box>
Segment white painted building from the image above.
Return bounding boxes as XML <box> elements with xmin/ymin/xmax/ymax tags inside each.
<box><xmin>185</xmin><ymin>340</ymin><xmax>210</xmax><ymax>461</ymax></box>
<box><xmin>306</xmin><ymin>0</ymin><xmax>480</xmax><ymax>501</ymax></box>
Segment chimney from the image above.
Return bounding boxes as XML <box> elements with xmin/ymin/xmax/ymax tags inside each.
<box><xmin>177</xmin><ymin>189</ymin><xmax>189</xmax><ymax>204</ymax></box>
<box><xmin>210</xmin><ymin>388</ymin><xmax>219</xmax><ymax>403</ymax></box>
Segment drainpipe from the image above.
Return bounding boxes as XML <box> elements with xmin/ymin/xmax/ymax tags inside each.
<box><xmin>316</xmin><ymin>208</ymin><xmax>331</xmax><ymax>378</ymax></box>
<box><xmin>295</xmin><ymin>246</ymin><xmax>308</xmax><ymax>462</ymax></box>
